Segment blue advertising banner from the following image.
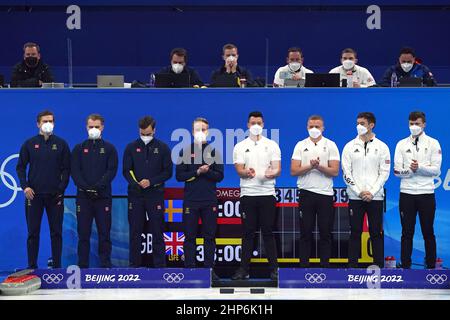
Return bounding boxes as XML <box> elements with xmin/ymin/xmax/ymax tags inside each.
<box><xmin>279</xmin><ymin>268</ymin><xmax>450</xmax><ymax>289</ymax></box>
<box><xmin>32</xmin><ymin>267</ymin><xmax>210</xmax><ymax>289</ymax></box>
<box><xmin>0</xmin><ymin>88</ymin><xmax>449</xmax><ymax>271</ymax></box>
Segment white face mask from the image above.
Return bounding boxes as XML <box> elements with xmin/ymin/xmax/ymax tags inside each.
<box><xmin>194</xmin><ymin>131</ymin><xmax>207</xmax><ymax>144</ymax></box>
<box><xmin>342</xmin><ymin>59</ymin><xmax>355</xmax><ymax>70</ymax></box>
<box><xmin>308</xmin><ymin>127</ymin><xmax>322</xmax><ymax>139</ymax></box>
<box><xmin>141</xmin><ymin>135</ymin><xmax>153</xmax><ymax>145</ymax></box>
<box><xmin>357</xmin><ymin>124</ymin><xmax>368</xmax><ymax>136</ymax></box>
<box><xmin>41</xmin><ymin>122</ymin><xmax>54</xmax><ymax>134</ymax></box>
<box><xmin>401</xmin><ymin>63</ymin><xmax>413</xmax><ymax>73</ymax></box>
<box><xmin>88</xmin><ymin>128</ymin><xmax>101</xmax><ymax>140</ymax></box>
<box><xmin>171</xmin><ymin>63</ymin><xmax>184</xmax><ymax>74</ymax></box>
<box><xmin>226</xmin><ymin>55</ymin><xmax>237</xmax><ymax>63</ymax></box>
<box><xmin>409</xmin><ymin>125</ymin><xmax>423</xmax><ymax>136</ymax></box>
<box><xmin>289</xmin><ymin>62</ymin><xmax>301</xmax><ymax>72</ymax></box>
<box><xmin>249</xmin><ymin>124</ymin><xmax>263</xmax><ymax>136</ymax></box>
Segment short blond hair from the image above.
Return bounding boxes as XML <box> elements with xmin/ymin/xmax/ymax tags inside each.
<box><xmin>86</xmin><ymin>113</ymin><xmax>104</xmax><ymax>125</ymax></box>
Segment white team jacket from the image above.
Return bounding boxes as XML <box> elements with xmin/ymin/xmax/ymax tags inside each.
<box><xmin>342</xmin><ymin>135</ymin><xmax>391</xmax><ymax>200</ymax></box>
<box><xmin>394</xmin><ymin>132</ymin><xmax>442</xmax><ymax>195</ymax></box>
<box><xmin>329</xmin><ymin>65</ymin><xmax>376</xmax><ymax>88</ymax></box>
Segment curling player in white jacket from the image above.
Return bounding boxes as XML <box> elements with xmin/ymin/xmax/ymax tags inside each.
<box><xmin>342</xmin><ymin>112</ymin><xmax>390</xmax><ymax>268</ymax></box>
<box><xmin>394</xmin><ymin>111</ymin><xmax>442</xmax><ymax>269</ymax></box>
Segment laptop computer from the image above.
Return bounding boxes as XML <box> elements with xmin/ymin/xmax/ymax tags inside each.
<box><xmin>284</xmin><ymin>79</ymin><xmax>305</xmax><ymax>88</ymax></box>
<box><xmin>305</xmin><ymin>73</ymin><xmax>340</xmax><ymax>87</ymax></box>
<box><xmin>97</xmin><ymin>75</ymin><xmax>125</xmax><ymax>88</ymax></box>
<box><xmin>209</xmin><ymin>74</ymin><xmax>240</xmax><ymax>88</ymax></box>
<box><xmin>154</xmin><ymin>73</ymin><xmax>191</xmax><ymax>88</ymax></box>
<box><xmin>398</xmin><ymin>77</ymin><xmax>422</xmax><ymax>87</ymax></box>
<box><xmin>42</xmin><ymin>82</ymin><xmax>65</xmax><ymax>88</ymax></box>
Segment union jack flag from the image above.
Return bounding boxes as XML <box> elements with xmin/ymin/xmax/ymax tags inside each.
<box><xmin>164</xmin><ymin>232</ymin><xmax>185</xmax><ymax>256</ymax></box>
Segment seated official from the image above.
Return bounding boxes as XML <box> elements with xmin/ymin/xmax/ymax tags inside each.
<box><xmin>380</xmin><ymin>47</ymin><xmax>437</xmax><ymax>87</ymax></box>
<box><xmin>155</xmin><ymin>48</ymin><xmax>203</xmax><ymax>88</ymax></box>
<box><xmin>273</xmin><ymin>47</ymin><xmax>313</xmax><ymax>87</ymax></box>
<box><xmin>210</xmin><ymin>43</ymin><xmax>254</xmax><ymax>87</ymax></box>
<box><xmin>329</xmin><ymin>48</ymin><xmax>376</xmax><ymax>87</ymax></box>
<box><xmin>11</xmin><ymin>42</ymin><xmax>54</xmax><ymax>88</ymax></box>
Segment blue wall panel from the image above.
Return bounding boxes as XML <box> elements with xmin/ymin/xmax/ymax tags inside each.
<box><xmin>0</xmin><ymin>88</ymin><xmax>449</xmax><ymax>270</ymax></box>
<box><xmin>1</xmin><ymin>5</ymin><xmax>449</xmax><ymax>84</ymax></box>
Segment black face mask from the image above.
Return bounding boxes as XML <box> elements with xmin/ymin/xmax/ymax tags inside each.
<box><xmin>25</xmin><ymin>56</ymin><xmax>38</xmax><ymax>67</ymax></box>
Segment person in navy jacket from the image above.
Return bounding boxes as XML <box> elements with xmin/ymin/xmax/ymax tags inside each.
<box><xmin>176</xmin><ymin>117</ymin><xmax>224</xmax><ymax>280</ymax></box>
<box><xmin>71</xmin><ymin>114</ymin><xmax>118</xmax><ymax>268</ymax></box>
<box><xmin>381</xmin><ymin>47</ymin><xmax>436</xmax><ymax>87</ymax></box>
<box><xmin>16</xmin><ymin>110</ymin><xmax>70</xmax><ymax>269</ymax></box>
<box><xmin>123</xmin><ymin>116</ymin><xmax>173</xmax><ymax>268</ymax></box>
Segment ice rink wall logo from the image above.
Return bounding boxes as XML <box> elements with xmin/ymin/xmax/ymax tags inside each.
<box><xmin>0</xmin><ymin>154</ymin><xmax>21</xmax><ymax>209</ymax></box>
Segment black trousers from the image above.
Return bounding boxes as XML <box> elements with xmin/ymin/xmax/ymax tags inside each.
<box><xmin>298</xmin><ymin>189</ymin><xmax>335</xmax><ymax>268</ymax></box>
<box><xmin>128</xmin><ymin>196</ymin><xmax>166</xmax><ymax>268</ymax></box>
<box><xmin>183</xmin><ymin>204</ymin><xmax>217</xmax><ymax>268</ymax></box>
<box><xmin>76</xmin><ymin>197</ymin><xmax>112</xmax><ymax>268</ymax></box>
<box><xmin>25</xmin><ymin>194</ymin><xmax>64</xmax><ymax>268</ymax></box>
<box><xmin>399</xmin><ymin>193</ymin><xmax>436</xmax><ymax>269</ymax></box>
<box><xmin>348</xmin><ymin>199</ymin><xmax>384</xmax><ymax>268</ymax></box>
<box><xmin>240</xmin><ymin>195</ymin><xmax>278</xmax><ymax>272</ymax></box>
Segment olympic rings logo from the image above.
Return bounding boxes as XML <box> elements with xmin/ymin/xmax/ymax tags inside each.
<box><xmin>42</xmin><ymin>273</ymin><xmax>64</xmax><ymax>284</ymax></box>
<box><xmin>163</xmin><ymin>273</ymin><xmax>185</xmax><ymax>284</ymax></box>
<box><xmin>426</xmin><ymin>274</ymin><xmax>448</xmax><ymax>285</ymax></box>
<box><xmin>305</xmin><ymin>273</ymin><xmax>327</xmax><ymax>284</ymax></box>
<box><xmin>0</xmin><ymin>154</ymin><xmax>21</xmax><ymax>209</ymax></box>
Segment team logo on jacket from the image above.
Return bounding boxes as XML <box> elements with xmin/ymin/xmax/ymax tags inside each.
<box><xmin>185</xmin><ymin>207</ymin><xmax>190</xmax><ymax>214</ymax></box>
<box><xmin>83</xmin><ymin>148</ymin><xmax>89</xmax><ymax>153</ymax></box>
<box><xmin>34</xmin><ymin>144</ymin><xmax>39</xmax><ymax>149</ymax></box>
<box><xmin>245</xmin><ymin>149</ymin><xmax>250</xmax><ymax>153</ymax></box>
<box><xmin>52</xmin><ymin>144</ymin><xmax>57</xmax><ymax>150</ymax></box>
<box><xmin>136</xmin><ymin>148</ymin><xmax>141</xmax><ymax>153</ymax></box>
<box><xmin>157</xmin><ymin>204</ymin><xmax>162</xmax><ymax>210</ymax></box>
<box><xmin>100</xmin><ymin>148</ymin><xmax>105</xmax><ymax>154</ymax></box>
<box><xmin>354</xmin><ymin>149</ymin><xmax>360</xmax><ymax>153</ymax></box>
<box><xmin>154</xmin><ymin>148</ymin><xmax>159</xmax><ymax>154</ymax></box>
<box><xmin>304</xmin><ymin>148</ymin><xmax>309</xmax><ymax>152</ymax></box>
<box><xmin>105</xmin><ymin>206</ymin><xmax>110</xmax><ymax>212</ymax></box>
<box><xmin>213</xmin><ymin>207</ymin><xmax>217</xmax><ymax>212</ymax></box>
<box><xmin>323</xmin><ymin>147</ymin><xmax>327</xmax><ymax>152</ymax></box>
<box><xmin>406</xmin><ymin>149</ymin><xmax>412</xmax><ymax>153</ymax></box>
<box><xmin>129</xmin><ymin>202</ymin><xmax>133</xmax><ymax>210</ymax></box>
